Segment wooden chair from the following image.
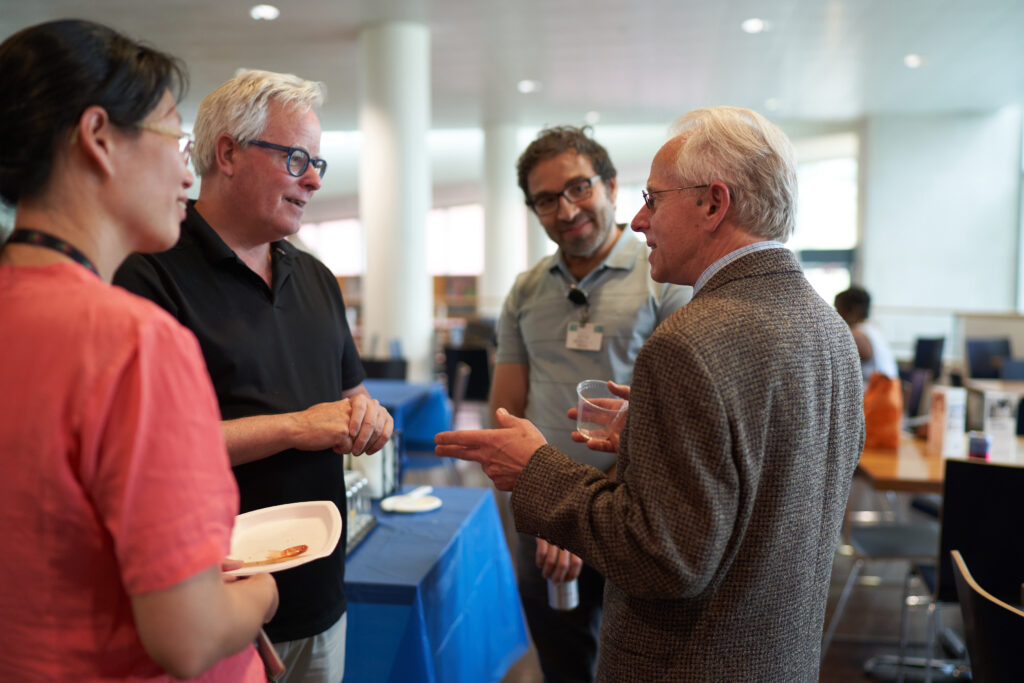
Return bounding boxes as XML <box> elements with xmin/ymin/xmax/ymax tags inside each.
<box><xmin>950</xmin><ymin>550</ymin><xmax>1024</xmax><ymax>682</ymax></box>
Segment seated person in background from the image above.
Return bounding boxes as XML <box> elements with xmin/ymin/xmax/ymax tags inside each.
<box><xmin>0</xmin><ymin>20</ymin><xmax>277</xmax><ymax>680</ymax></box>
<box><xmin>835</xmin><ymin>285</ymin><xmax>898</xmax><ymax>383</ymax></box>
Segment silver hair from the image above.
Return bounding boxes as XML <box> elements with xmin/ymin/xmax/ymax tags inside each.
<box><xmin>192</xmin><ymin>69</ymin><xmax>325</xmax><ymax>177</ymax></box>
<box><xmin>667</xmin><ymin>106</ymin><xmax>797</xmax><ymax>242</ymax></box>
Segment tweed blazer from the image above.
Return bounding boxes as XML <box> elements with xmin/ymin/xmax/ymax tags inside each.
<box><xmin>512</xmin><ymin>247</ymin><xmax>865</xmax><ymax>682</ymax></box>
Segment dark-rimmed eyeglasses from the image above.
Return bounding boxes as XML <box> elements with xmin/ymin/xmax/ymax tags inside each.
<box><xmin>528</xmin><ymin>175</ymin><xmax>602</xmax><ymax>216</ymax></box>
<box><xmin>249</xmin><ymin>139</ymin><xmax>328</xmax><ymax>178</ymax></box>
<box><xmin>641</xmin><ymin>184</ymin><xmax>708</xmax><ymax>211</ymax></box>
<box><xmin>137</xmin><ymin>122</ymin><xmax>193</xmax><ymax>164</ymax></box>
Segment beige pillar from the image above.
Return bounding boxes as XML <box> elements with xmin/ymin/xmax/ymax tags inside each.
<box><xmin>358</xmin><ymin>22</ymin><xmax>433</xmax><ymax>381</ymax></box>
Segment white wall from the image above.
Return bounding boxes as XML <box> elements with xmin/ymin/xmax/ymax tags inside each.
<box><xmin>303</xmin><ymin>123</ymin><xmax>674</xmax><ymax>224</ymax></box>
<box><xmin>861</xmin><ymin>108</ymin><xmax>1023</xmax><ymax>357</ymax></box>
<box><xmin>284</xmin><ymin>112</ymin><xmax>1024</xmax><ymax>366</ymax></box>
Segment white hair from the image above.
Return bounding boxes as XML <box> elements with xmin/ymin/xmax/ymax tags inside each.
<box><xmin>668</xmin><ymin>106</ymin><xmax>798</xmax><ymax>242</ymax></box>
<box><xmin>192</xmin><ymin>69</ymin><xmax>325</xmax><ymax>177</ymax></box>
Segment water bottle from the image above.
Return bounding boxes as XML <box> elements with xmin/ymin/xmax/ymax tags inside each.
<box><xmin>547</xmin><ymin>577</ymin><xmax>579</xmax><ymax>611</ymax></box>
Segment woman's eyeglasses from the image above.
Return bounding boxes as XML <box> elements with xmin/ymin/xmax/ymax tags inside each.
<box><xmin>136</xmin><ymin>122</ymin><xmax>193</xmax><ymax>164</ymax></box>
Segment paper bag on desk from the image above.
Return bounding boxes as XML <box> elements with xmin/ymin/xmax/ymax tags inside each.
<box><xmin>863</xmin><ymin>372</ymin><xmax>903</xmax><ymax>448</ymax></box>
<box><xmin>928</xmin><ymin>386</ymin><xmax>966</xmax><ymax>457</ymax></box>
<box><xmin>983</xmin><ymin>391</ymin><xmax>1018</xmax><ymax>461</ymax></box>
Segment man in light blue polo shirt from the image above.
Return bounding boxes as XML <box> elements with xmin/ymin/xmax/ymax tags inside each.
<box><xmin>490</xmin><ymin>126</ymin><xmax>691</xmax><ymax>683</ymax></box>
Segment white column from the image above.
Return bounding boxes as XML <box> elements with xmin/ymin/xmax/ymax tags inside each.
<box><xmin>358</xmin><ymin>22</ymin><xmax>433</xmax><ymax>381</ymax></box>
<box><xmin>480</xmin><ymin>123</ymin><xmax>525</xmax><ymax>318</ymax></box>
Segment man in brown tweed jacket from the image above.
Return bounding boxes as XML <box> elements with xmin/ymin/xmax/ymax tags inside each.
<box><xmin>436</xmin><ymin>106</ymin><xmax>865</xmax><ymax>682</ymax></box>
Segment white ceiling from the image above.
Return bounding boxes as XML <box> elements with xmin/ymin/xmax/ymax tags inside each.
<box><xmin>3</xmin><ymin>0</ymin><xmax>1023</xmax><ymax>212</ymax></box>
<box><xmin>4</xmin><ymin>0</ymin><xmax>1023</xmax><ymax>131</ymax></box>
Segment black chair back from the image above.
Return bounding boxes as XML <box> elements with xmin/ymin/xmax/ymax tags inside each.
<box><xmin>905</xmin><ymin>368</ymin><xmax>931</xmax><ymax>418</ymax></box>
<box><xmin>362</xmin><ymin>358</ymin><xmax>408</xmax><ymax>380</ymax></box>
<box><xmin>913</xmin><ymin>337</ymin><xmax>945</xmax><ymax>380</ymax></box>
<box><xmin>444</xmin><ymin>346</ymin><xmax>491</xmax><ymax>401</ymax></box>
<box><xmin>935</xmin><ymin>459</ymin><xmax>1024</xmax><ymax>604</ymax></box>
<box><xmin>966</xmin><ymin>337</ymin><xmax>1011</xmax><ymax>379</ymax></box>
<box><xmin>999</xmin><ymin>358</ymin><xmax>1024</xmax><ymax>380</ymax></box>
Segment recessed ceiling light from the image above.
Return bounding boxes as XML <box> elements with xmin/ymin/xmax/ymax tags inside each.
<box><xmin>517</xmin><ymin>79</ymin><xmax>541</xmax><ymax>94</ymax></box>
<box><xmin>584</xmin><ymin>111</ymin><xmax>601</xmax><ymax>125</ymax></box>
<box><xmin>903</xmin><ymin>53</ymin><xmax>924</xmax><ymax>68</ymax></box>
<box><xmin>250</xmin><ymin>4</ymin><xmax>280</xmax><ymax>21</ymax></box>
<box><xmin>741</xmin><ymin>18</ymin><xmax>766</xmax><ymax>34</ymax></box>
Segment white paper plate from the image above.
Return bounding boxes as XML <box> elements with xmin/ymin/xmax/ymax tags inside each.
<box><xmin>226</xmin><ymin>500</ymin><xmax>342</xmax><ymax>576</ymax></box>
<box><xmin>380</xmin><ymin>494</ymin><xmax>443</xmax><ymax>513</ymax></box>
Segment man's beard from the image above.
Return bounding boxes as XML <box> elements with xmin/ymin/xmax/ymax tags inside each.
<box><xmin>562</xmin><ymin>215</ymin><xmax>612</xmax><ymax>258</ymax></box>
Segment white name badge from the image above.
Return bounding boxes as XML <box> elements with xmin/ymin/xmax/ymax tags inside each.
<box><xmin>566</xmin><ymin>323</ymin><xmax>603</xmax><ymax>351</ymax></box>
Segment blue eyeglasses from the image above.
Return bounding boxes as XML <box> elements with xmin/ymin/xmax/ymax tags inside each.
<box><xmin>249</xmin><ymin>139</ymin><xmax>328</xmax><ymax>178</ymax></box>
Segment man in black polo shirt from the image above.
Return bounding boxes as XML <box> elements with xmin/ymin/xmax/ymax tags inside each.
<box><xmin>115</xmin><ymin>69</ymin><xmax>393</xmax><ymax>683</ymax></box>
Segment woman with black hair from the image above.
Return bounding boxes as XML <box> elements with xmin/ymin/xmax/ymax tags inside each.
<box><xmin>0</xmin><ymin>20</ymin><xmax>278</xmax><ymax>681</ymax></box>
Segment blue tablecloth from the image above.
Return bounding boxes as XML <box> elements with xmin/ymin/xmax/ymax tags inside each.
<box><xmin>345</xmin><ymin>486</ymin><xmax>528</xmax><ymax>683</ymax></box>
<box><xmin>364</xmin><ymin>378</ymin><xmax>453</xmax><ymax>452</ymax></box>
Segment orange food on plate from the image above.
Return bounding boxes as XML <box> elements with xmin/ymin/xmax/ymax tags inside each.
<box><xmin>241</xmin><ymin>544</ymin><xmax>309</xmax><ymax>567</ymax></box>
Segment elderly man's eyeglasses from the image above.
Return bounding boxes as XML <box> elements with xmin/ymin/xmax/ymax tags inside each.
<box><xmin>641</xmin><ymin>184</ymin><xmax>708</xmax><ymax>211</ymax></box>
<box><xmin>249</xmin><ymin>140</ymin><xmax>328</xmax><ymax>178</ymax></box>
<box><xmin>528</xmin><ymin>175</ymin><xmax>602</xmax><ymax>216</ymax></box>
<box><xmin>137</xmin><ymin>122</ymin><xmax>193</xmax><ymax>164</ymax></box>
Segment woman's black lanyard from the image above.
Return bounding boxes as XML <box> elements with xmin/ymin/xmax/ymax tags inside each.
<box><xmin>5</xmin><ymin>228</ymin><xmax>100</xmax><ymax>277</ymax></box>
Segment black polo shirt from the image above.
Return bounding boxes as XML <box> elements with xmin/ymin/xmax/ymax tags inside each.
<box><xmin>114</xmin><ymin>201</ymin><xmax>365</xmax><ymax>642</ymax></box>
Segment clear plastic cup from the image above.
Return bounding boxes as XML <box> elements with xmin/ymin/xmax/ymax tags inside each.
<box><xmin>576</xmin><ymin>379</ymin><xmax>628</xmax><ymax>441</ymax></box>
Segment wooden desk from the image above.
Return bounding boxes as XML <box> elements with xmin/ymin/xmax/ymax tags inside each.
<box><xmin>857</xmin><ymin>436</ymin><xmax>946</xmax><ymax>494</ymax></box>
<box><xmin>858</xmin><ymin>433</ymin><xmax>1024</xmax><ymax>493</ymax></box>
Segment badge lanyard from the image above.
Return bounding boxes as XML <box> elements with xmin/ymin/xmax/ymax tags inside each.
<box><xmin>5</xmin><ymin>228</ymin><xmax>100</xmax><ymax>276</ymax></box>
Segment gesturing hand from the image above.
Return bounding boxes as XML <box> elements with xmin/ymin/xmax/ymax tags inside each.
<box><xmin>434</xmin><ymin>408</ymin><xmax>546</xmax><ymax>490</ymax></box>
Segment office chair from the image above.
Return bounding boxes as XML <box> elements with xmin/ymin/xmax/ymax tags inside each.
<box><xmin>910</xmin><ymin>337</ymin><xmax>945</xmax><ymax>381</ymax></box>
<box><xmin>995</xmin><ymin>359</ymin><xmax>1024</xmax><ymax>436</ymax></box>
<box><xmin>965</xmin><ymin>337</ymin><xmax>1011</xmax><ymax>379</ymax></box>
<box><xmin>895</xmin><ymin>459</ymin><xmax>1024</xmax><ymax>681</ymax></box>
<box><xmin>998</xmin><ymin>358</ymin><xmax>1024</xmax><ymax>380</ymax></box>
<box><xmin>950</xmin><ymin>550</ymin><xmax>1024</xmax><ymax>682</ymax></box>
<box><xmin>904</xmin><ymin>368</ymin><xmax>933</xmax><ymax>426</ymax></box>
<box><xmin>821</xmin><ymin>512</ymin><xmax>939</xmax><ymax>662</ymax></box>
<box><xmin>900</xmin><ymin>338</ymin><xmax>944</xmax><ymax>414</ymax></box>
